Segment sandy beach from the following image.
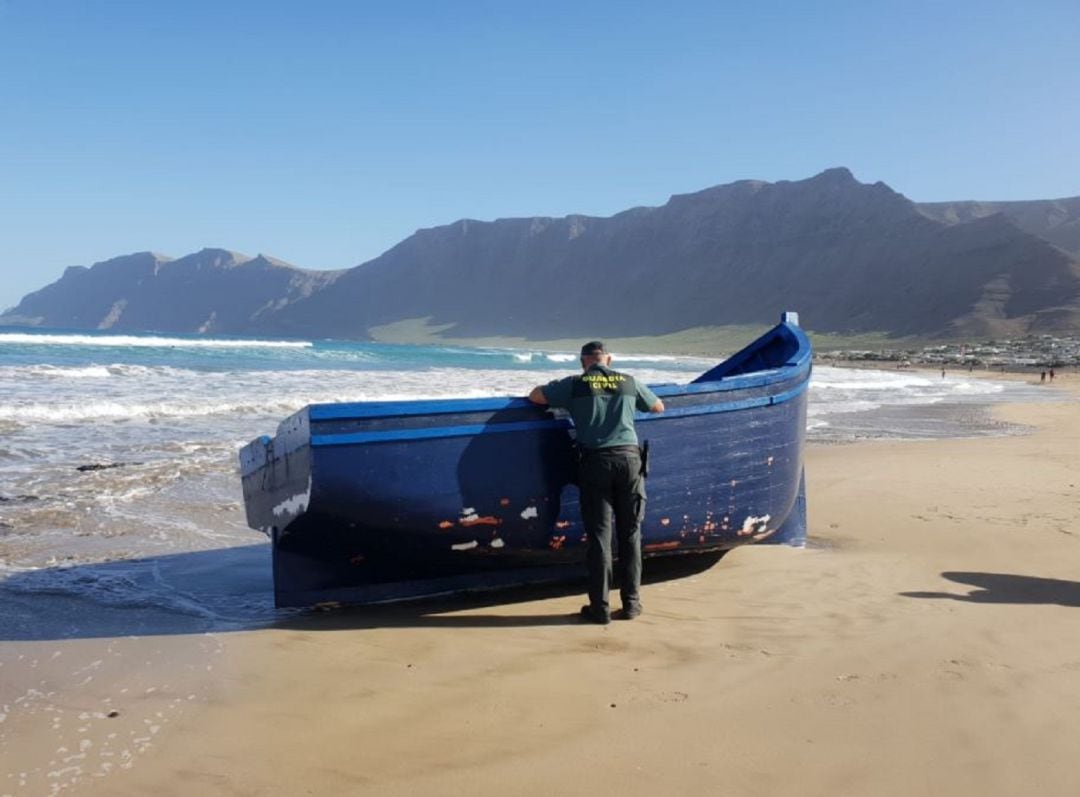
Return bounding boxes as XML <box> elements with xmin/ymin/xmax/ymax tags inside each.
<box><xmin>3</xmin><ymin>377</ymin><xmax>1079</xmax><ymax>797</ymax></box>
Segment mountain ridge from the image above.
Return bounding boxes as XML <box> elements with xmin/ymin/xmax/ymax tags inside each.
<box><xmin>4</xmin><ymin>169</ymin><xmax>1079</xmax><ymax>341</ymax></box>
<box><xmin>916</xmin><ymin>197</ymin><xmax>1080</xmax><ymax>256</ymax></box>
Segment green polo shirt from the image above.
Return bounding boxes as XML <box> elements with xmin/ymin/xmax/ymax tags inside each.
<box><xmin>542</xmin><ymin>364</ymin><xmax>660</xmax><ymax>449</ymax></box>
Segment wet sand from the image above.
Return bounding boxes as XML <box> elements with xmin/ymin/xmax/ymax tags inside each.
<box><xmin>3</xmin><ymin>377</ymin><xmax>1079</xmax><ymax>796</ymax></box>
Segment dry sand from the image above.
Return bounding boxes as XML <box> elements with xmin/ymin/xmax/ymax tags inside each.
<box><xmin>3</xmin><ymin>378</ymin><xmax>1079</xmax><ymax>797</ymax></box>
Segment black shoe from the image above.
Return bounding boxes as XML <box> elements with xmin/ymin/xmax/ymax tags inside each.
<box><xmin>579</xmin><ymin>605</ymin><xmax>611</xmax><ymax>625</ymax></box>
<box><xmin>618</xmin><ymin>605</ymin><xmax>642</xmax><ymax>620</ymax></box>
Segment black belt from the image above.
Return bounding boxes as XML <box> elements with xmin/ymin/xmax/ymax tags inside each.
<box><xmin>577</xmin><ymin>443</ymin><xmax>649</xmax><ymax>477</ymax></box>
<box><xmin>580</xmin><ymin>445</ymin><xmax>640</xmax><ymax>456</ymax></box>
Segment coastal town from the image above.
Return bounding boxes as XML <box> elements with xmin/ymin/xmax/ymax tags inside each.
<box><xmin>818</xmin><ymin>334</ymin><xmax>1080</xmax><ymax>371</ymax></box>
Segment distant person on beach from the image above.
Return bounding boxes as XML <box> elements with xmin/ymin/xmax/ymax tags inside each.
<box><xmin>529</xmin><ymin>342</ymin><xmax>664</xmax><ymax>624</ymax></box>
<box><xmin>1041</xmin><ymin>371</ymin><xmax>1046</xmax><ymax>383</ymax></box>
<box><xmin>1050</xmin><ymin>368</ymin><xmax>1055</xmax><ymax>382</ymax></box>
<box><xmin>941</xmin><ymin>368</ymin><xmax>946</xmax><ymax>378</ymax></box>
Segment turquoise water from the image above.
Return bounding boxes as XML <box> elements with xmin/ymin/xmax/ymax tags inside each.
<box><xmin>0</xmin><ymin>327</ymin><xmax>700</xmax><ymax>374</ymax></box>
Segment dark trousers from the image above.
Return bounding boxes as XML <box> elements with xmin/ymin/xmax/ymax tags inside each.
<box><xmin>578</xmin><ymin>447</ymin><xmax>646</xmax><ymax>614</ymax></box>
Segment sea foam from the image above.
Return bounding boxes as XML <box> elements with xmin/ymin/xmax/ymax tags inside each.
<box><xmin>0</xmin><ymin>332</ymin><xmax>312</xmax><ymax>349</ymax></box>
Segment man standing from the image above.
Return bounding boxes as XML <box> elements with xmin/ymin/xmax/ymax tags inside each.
<box><xmin>529</xmin><ymin>342</ymin><xmax>665</xmax><ymax>624</ymax></box>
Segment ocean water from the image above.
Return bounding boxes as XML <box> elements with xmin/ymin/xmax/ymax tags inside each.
<box><xmin>0</xmin><ymin>328</ymin><xmax>1055</xmax><ymax>634</ymax></box>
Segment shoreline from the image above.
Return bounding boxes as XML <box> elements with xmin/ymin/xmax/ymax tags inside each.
<box><xmin>2</xmin><ymin>377</ymin><xmax>1079</xmax><ymax>796</ymax></box>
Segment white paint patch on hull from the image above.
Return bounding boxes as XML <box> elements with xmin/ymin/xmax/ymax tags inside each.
<box><xmin>272</xmin><ymin>477</ymin><xmax>312</xmax><ymax>517</ymax></box>
<box><xmin>739</xmin><ymin>513</ymin><xmax>771</xmax><ymax>536</ymax></box>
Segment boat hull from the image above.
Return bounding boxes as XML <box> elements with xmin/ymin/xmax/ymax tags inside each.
<box><xmin>240</xmin><ymin>314</ymin><xmax>811</xmax><ymax>608</ymax></box>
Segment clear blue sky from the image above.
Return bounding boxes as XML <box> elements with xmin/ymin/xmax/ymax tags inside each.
<box><xmin>2</xmin><ymin>0</ymin><xmax>1078</xmax><ymax>310</ymax></box>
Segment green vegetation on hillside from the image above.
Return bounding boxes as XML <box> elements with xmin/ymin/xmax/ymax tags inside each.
<box><xmin>368</xmin><ymin>317</ymin><xmax>917</xmax><ymax>356</ymax></box>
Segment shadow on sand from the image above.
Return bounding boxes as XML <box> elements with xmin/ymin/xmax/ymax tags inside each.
<box><xmin>900</xmin><ymin>571</ymin><xmax>1080</xmax><ymax>607</ymax></box>
<box><xmin>0</xmin><ymin>544</ymin><xmax>726</xmax><ymax>641</ymax></box>
<box><xmin>278</xmin><ymin>552</ymin><xmax>726</xmax><ymax>633</ymax></box>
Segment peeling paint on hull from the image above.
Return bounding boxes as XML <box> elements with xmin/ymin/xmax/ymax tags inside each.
<box><xmin>272</xmin><ymin>477</ymin><xmax>312</xmax><ymax>518</ymax></box>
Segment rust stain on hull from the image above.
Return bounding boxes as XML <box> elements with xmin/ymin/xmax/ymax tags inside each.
<box><xmin>460</xmin><ymin>515</ymin><xmax>501</xmax><ymax>527</ymax></box>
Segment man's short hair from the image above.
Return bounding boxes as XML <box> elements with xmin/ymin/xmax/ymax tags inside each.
<box><xmin>580</xmin><ymin>341</ymin><xmax>607</xmax><ymax>356</ymax></box>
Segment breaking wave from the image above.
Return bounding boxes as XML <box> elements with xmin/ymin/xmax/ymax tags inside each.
<box><xmin>0</xmin><ymin>363</ymin><xmax>202</xmax><ymax>380</ymax></box>
<box><xmin>0</xmin><ymin>332</ymin><xmax>312</xmax><ymax>349</ymax></box>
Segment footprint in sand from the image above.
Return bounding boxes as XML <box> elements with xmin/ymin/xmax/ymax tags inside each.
<box><xmin>627</xmin><ymin>689</ymin><xmax>690</xmax><ymax>706</ymax></box>
<box><xmin>578</xmin><ymin>638</ymin><xmax>631</xmax><ymax>655</ymax></box>
<box><xmin>821</xmin><ymin>692</ymin><xmax>855</xmax><ymax>707</ymax></box>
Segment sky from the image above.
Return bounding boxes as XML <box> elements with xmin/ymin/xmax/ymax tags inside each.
<box><xmin>1</xmin><ymin>0</ymin><xmax>1078</xmax><ymax>310</ymax></box>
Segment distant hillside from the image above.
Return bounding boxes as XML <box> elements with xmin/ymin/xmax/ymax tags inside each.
<box><xmin>2</xmin><ymin>249</ymin><xmax>340</xmax><ymax>334</ymax></box>
<box><xmin>4</xmin><ymin>169</ymin><xmax>1080</xmax><ymax>341</ymax></box>
<box><xmin>917</xmin><ymin>196</ymin><xmax>1080</xmax><ymax>257</ymax></box>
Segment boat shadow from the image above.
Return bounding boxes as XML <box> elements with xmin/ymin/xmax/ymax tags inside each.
<box><xmin>279</xmin><ymin>551</ymin><xmax>728</xmax><ymax>631</ymax></box>
<box><xmin>900</xmin><ymin>571</ymin><xmax>1080</xmax><ymax>607</ymax></box>
<box><xmin>454</xmin><ymin>404</ymin><xmax>577</xmax><ymax>547</ymax></box>
<box><xmin>0</xmin><ymin>544</ymin><xmax>726</xmax><ymax>640</ymax></box>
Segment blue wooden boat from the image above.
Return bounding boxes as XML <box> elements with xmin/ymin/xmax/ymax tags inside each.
<box><xmin>239</xmin><ymin>312</ymin><xmax>811</xmax><ymax>608</ymax></box>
